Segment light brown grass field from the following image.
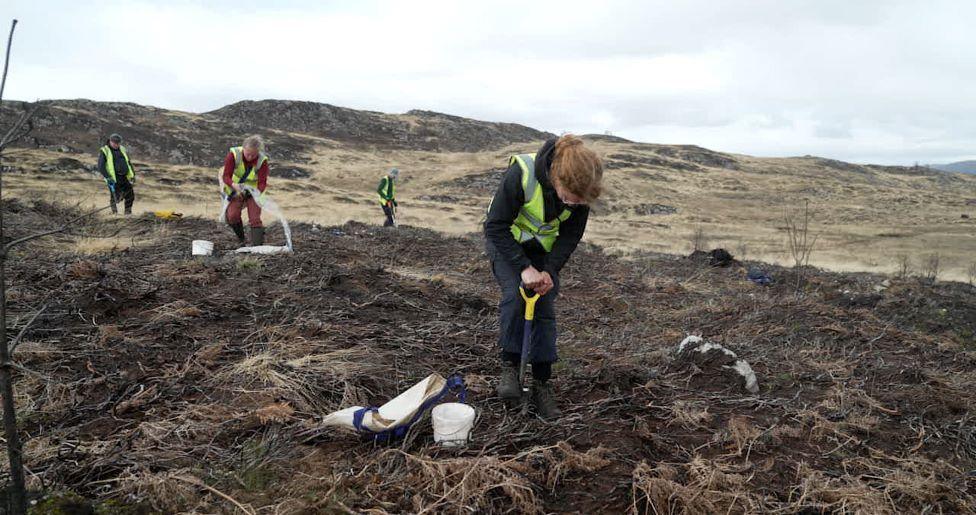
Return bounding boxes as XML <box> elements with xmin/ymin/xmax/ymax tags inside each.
<box><xmin>3</xmin><ymin>137</ymin><xmax>975</xmax><ymax>281</ymax></box>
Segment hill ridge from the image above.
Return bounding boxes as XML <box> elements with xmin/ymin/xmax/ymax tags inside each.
<box><xmin>0</xmin><ymin>98</ymin><xmax>555</xmax><ymax>164</ymax></box>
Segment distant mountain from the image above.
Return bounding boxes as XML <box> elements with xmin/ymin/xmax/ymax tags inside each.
<box><xmin>930</xmin><ymin>160</ymin><xmax>976</xmax><ymax>174</ymax></box>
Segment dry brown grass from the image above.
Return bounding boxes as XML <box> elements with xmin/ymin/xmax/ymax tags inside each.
<box><xmin>723</xmin><ymin>415</ymin><xmax>762</xmax><ymax>455</ymax></box>
<box><xmin>790</xmin><ymin>462</ymin><xmax>891</xmax><ymax>514</ymax></box>
<box><xmin>253</xmin><ymin>401</ymin><xmax>295</xmax><ymax>425</ymax></box>
<box><xmin>342</xmin><ymin>452</ymin><xmax>541</xmax><ymax>514</ymax></box>
<box><xmin>72</xmin><ymin>236</ymin><xmax>132</xmax><ymax>254</ymax></box>
<box><xmin>509</xmin><ymin>442</ymin><xmax>613</xmax><ymax>492</ymax></box>
<box><xmin>115</xmin><ymin>468</ymin><xmax>209</xmax><ymax>513</ymax></box>
<box><xmin>140</xmin><ymin>300</ymin><xmax>202</xmax><ymax>323</ymax></box>
<box><xmin>346</xmin><ymin>442</ymin><xmax>612</xmax><ymax>514</ymax></box>
<box><xmin>7</xmin><ymin>139</ymin><xmax>976</xmax><ymax>280</ymax></box>
<box><xmin>631</xmin><ymin>459</ymin><xmax>767</xmax><ymax>514</ymax></box>
<box><xmin>668</xmin><ymin>400</ymin><xmax>712</xmax><ymax>430</ymax></box>
<box><xmin>97</xmin><ymin>324</ymin><xmax>123</xmax><ymax>345</ymax></box>
<box><xmin>65</xmin><ymin>259</ymin><xmax>101</xmax><ymax>279</ymax></box>
<box><xmin>194</xmin><ymin>341</ymin><xmax>224</xmax><ymax>364</ymax></box>
<box><xmin>12</xmin><ymin>340</ymin><xmax>63</xmax><ymax>362</ymax></box>
<box><xmin>213</xmin><ymin>347</ymin><xmax>373</xmax><ymax>412</ymax></box>
<box><xmin>5</xmin><ymin>195</ymin><xmax>974</xmax><ymax>513</ymax></box>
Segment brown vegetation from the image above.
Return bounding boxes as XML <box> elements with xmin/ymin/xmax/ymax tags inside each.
<box><xmin>0</xmin><ymin>200</ymin><xmax>973</xmax><ymax>512</ymax></box>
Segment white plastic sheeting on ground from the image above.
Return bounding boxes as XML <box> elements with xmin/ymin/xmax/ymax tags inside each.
<box><xmin>233</xmin><ymin>245</ymin><xmax>292</xmax><ymax>255</ymax></box>
<box><xmin>678</xmin><ymin>335</ymin><xmax>760</xmax><ymax>394</ymax></box>
<box><xmin>217</xmin><ymin>171</ymin><xmax>294</xmax><ymax>252</ymax></box>
<box><xmin>217</xmin><ymin>169</ymin><xmax>231</xmax><ymax>224</ymax></box>
<box><xmin>323</xmin><ymin>373</ymin><xmax>447</xmax><ymax>433</ymax></box>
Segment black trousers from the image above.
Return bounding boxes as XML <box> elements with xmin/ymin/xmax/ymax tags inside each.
<box><xmin>110</xmin><ymin>182</ymin><xmax>135</xmax><ymax>214</ymax></box>
<box><xmin>382</xmin><ymin>203</ymin><xmax>395</xmax><ymax>226</ymax></box>
<box><xmin>491</xmin><ymin>259</ymin><xmax>560</xmax><ymax>376</ymax></box>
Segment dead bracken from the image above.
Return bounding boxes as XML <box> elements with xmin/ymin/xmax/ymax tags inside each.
<box><xmin>1</xmin><ymin>199</ymin><xmax>975</xmax><ymax>513</ymax></box>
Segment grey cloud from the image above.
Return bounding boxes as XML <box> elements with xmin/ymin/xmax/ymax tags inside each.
<box><xmin>4</xmin><ymin>0</ymin><xmax>975</xmax><ymax>165</ymax></box>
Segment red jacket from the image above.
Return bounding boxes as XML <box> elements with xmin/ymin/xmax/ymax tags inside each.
<box><xmin>222</xmin><ymin>151</ymin><xmax>269</xmax><ymax>192</ymax></box>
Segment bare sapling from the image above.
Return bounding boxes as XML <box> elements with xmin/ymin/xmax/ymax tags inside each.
<box><xmin>0</xmin><ymin>19</ymin><xmax>112</xmax><ymax>514</ymax></box>
<box><xmin>895</xmin><ymin>254</ymin><xmax>912</xmax><ymax>279</ymax></box>
<box><xmin>783</xmin><ymin>199</ymin><xmax>819</xmax><ymax>290</ymax></box>
<box><xmin>690</xmin><ymin>225</ymin><xmax>708</xmax><ymax>253</ymax></box>
<box><xmin>921</xmin><ymin>253</ymin><xmax>941</xmax><ymax>284</ymax></box>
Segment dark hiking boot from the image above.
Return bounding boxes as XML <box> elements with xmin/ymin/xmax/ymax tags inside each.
<box><xmin>497</xmin><ymin>363</ymin><xmax>521</xmax><ymax>400</ymax></box>
<box><xmin>250</xmin><ymin>226</ymin><xmax>265</xmax><ymax>246</ymax></box>
<box><xmin>230</xmin><ymin>223</ymin><xmax>246</xmax><ymax>245</ymax></box>
<box><xmin>530</xmin><ymin>380</ymin><xmax>561</xmax><ymax>420</ymax></box>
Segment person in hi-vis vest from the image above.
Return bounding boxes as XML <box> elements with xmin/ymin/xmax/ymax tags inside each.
<box><xmin>222</xmin><ymin>135</ymin><xmax>270</xmax><ymax>246</ymax></box>
<box><xmin>97</xmin><ymin>133</ymin><xmax>137</xmax><ymax>215</ymax></box>
<box><xmin>483</xmin><ymin>135</ymin><xmax>604</xmax><ymax>419</ymax></box>
<box><xmin>377</xmin><ymin>168</ymin><xmax>399</xmax><ymax>226</ymax></box>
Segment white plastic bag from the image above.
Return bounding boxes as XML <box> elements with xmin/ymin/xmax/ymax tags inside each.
<box><xmin>323</xmin><ymin>373</ymin><xmax>448</xmax><ymax>433</ymax></box>
<box><xmin>233</xmin><ymin>245</ymin><xmax>292</xmax><ymax>255</ymax></box>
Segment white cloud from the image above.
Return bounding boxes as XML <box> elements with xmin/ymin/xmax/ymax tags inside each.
<box><xmin>3</xmin><ymin>0</ymin><xmax>975</xmax><ymax>164</ymax></box>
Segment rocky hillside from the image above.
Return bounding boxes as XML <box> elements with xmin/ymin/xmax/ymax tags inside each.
<box><xmin>208</xmin><ymin>100</ymin><xmax>553</xmax><ymax>153</ymax></box>
<box><xmin>0</xmin><ymin>98</ymin><xmax>553</xmax><ymax>166</ymax></box>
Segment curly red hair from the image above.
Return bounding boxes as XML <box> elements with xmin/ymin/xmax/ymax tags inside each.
<box><xmin>550</xmin><ymin>135</ymin><xmax>603</xmax><ymax>204</ymax></box>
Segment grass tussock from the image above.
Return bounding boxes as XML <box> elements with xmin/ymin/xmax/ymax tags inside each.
<box><xmin>348</xmin><ymin>442</ymin><xmax>611</xmax><ymax>514</ymax></box>
<box><xmin>213</xmin><ymin>347</ymin><xmax>374</xmax><ymax>412</ymax></box>
<box><xmin>632</xmin><ymin>459</ymin><xmax>768</xmax><ymax>514</ymax></box>
<box><xmin>141</xmin><ymin>300</ymin><xmax>202</xmax><ymax>323</ymax></box>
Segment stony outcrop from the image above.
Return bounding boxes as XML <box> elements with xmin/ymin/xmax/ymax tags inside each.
<box><xmin>0</xmin><ymin>98</ymin><xmax>553</xmax><ymax>166</ymax></box>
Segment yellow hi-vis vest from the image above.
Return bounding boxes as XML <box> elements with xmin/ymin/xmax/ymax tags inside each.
<box><xmin>99</xmin><ymin>145</ymin><xmax>135</xmax><ymax>183</ymax></box>
<box><xmin>509</xmin><ymin>153</ymin><xmax>572</xmax><ymax>252</ymax></box>
<box><xmin>222</xmin><ymin>146</ymin><xmax>269</xmax><ymax>199</ymax></box>
<box><xmin>377</xmin><ymin>175</ymin><xmax>396</xmax><ymax>206</ymax></box>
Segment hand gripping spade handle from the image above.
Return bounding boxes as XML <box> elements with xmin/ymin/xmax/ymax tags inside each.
<box><xmin>518</xmin><ymin>285</ymin><xmax>541</xmax><ymax>409</ymax></box>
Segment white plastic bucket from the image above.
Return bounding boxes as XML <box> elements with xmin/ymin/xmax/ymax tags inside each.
<box><xmin>191</xmin><ymin>240</ymin><xmax>214</xmax><ymax>256</ymax></box>
<box><xmin>431</xmin><ymin>403</ymin><xmax>475</xmax><ymax>446</ymax></box>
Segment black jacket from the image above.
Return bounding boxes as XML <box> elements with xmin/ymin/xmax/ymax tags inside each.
<box><xmin>484</xmin><ymin>138</ymin><xmax>589</xmax><ymax>275</ymax></box>
<box><xmin>96</xmin><ymin>145</ymin><xmax>132</xmax><ymax>185</ymax></box>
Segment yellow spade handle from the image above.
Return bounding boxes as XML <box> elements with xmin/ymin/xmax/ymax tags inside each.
<box><xmin>519</xmin><ymin>286</ymin><xmax>541</xmax><ymax>321</ymax></box>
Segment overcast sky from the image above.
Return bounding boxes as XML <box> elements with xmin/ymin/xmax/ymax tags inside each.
<box><xmin>3</xmin><ymin>0</ymin><xmax>974</xmax><ymax>164</ymax></box>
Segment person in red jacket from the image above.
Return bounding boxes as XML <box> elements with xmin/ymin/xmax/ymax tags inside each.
<box><xmin>222</xmin><ymin>135</ymin><xmax>270</xmax><ymax>245</ymax></box>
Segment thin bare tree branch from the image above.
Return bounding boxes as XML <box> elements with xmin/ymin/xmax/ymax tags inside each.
<box><xmin>8</xmin><ymin>302</ymin><xmax>48</xmax><ymax>354</ymax></box>
<box><xmin>0</xmin><ymin>19</ymin><xmax>15</xmax><ymax>105</ymax></box>
<box><xmin>0</xmin><ymin>18</ymin><xmax>27</xmax><ymax>515</ymax></box>
<box><xmin>3</xmin><ymin>204</ymin><xmax>113</xmax><ymax>255</ymax></box>
<box><xmin>4</xmin><ymin>360</ymin><xmax>47</xmax><ymax>380</ymax></box>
